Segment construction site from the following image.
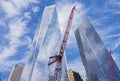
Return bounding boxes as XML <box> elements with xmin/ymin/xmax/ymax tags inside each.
<box><xmin>7</xmin><ymin>5</ymin><xmax>120</xmax><ymax>81</ymax></box>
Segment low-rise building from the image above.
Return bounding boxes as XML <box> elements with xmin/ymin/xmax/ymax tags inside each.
<box><xmin>69</xmin><ymin>69</ymin><xmax>83</xmax><ymax>81</ymax></box>
<box><xmin>8</xmin><ymin>64</ymin><xmax>24</xmax><ymax>81</ymax></box>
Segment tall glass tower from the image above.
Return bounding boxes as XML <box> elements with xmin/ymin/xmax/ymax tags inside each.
<box><xmin>20</xmin><ymin>5</ymin><xmax>61</xmax><ymax>81</ymax></box>
<box><xmin>75</xmin><ymin>19</ymin><xmax>120</xmax><ymax>81</ymax></box>
<box><xmin>20</xmin><ymin>5</ymin><xmax>70</xmax><ymax>81</ymax></box>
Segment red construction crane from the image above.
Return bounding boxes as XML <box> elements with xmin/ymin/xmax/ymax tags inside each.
<box><xmin>109</xmin><ymin>50</ymin><xmax>114</xmax><ymax>81</ymax></box>
<box><xmin>48</xmin><ymin>6</ymin><xmax>76</xmax><ymax>81</ymax></box>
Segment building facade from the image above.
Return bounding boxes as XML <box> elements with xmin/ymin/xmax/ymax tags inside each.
<box><xmin>68</xmin><ymin>69</ymin><xmax>83</xmax><ymax>81</ymax></box>
<box><xmin>30</xmin><ymin>5</ymin><xmax>62</xmax><ymax>81</ymax></box>
<box><xmin>61</xmin><ymin>54</ymin><xmax>69</xmax><ymax>81</ymax></box>
<box><xmin>75</xmin><ymin>19</ymin><xmax>120</xmax><ymax>81</ymax></box>
<box><xmin>8</xmin><ymin>64</ymin><xmax>23</xmax><ymax>81</ymax></box>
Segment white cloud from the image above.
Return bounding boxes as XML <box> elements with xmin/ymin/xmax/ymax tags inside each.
<box><xmin>113</xmin><ymin>11</ymin><xmax>120</xmax><ymax>14</ymax></box>
<box><xmin>112</xmin><ymin>53</ymin><xmax>120</xmax><ymax>69</ymax></box>
<box><xmin>103</xmin><ymin>34</ymin><xmax>120</xmax><ymax>39</ymax></box>
<box><xmin>90</xmin><ymin>16</ymin><xmax>109</xmax><ymax>27</ymax></box>
<box><xmin>95</xmin><ymin>24</ymin><xmax>120</xmax><ymax>40</ymax></box>
<box><xmin>108</xmin><ymin>0</ymin><xmax>120</xmax><ymax>7</ymax></box>
<box><xmin>56</xmin><ymin>1</ymin><xmax>85</xmax><ymax>32</ymax></box>
<box><xmin>0</xmin><ymin>0</ymin><xmax>19</xmax><ymax>18</ymax></box>
<box><xmin>0</xmin><ymin>0</ymin><xmax>39</xmax><ymax>18</ymax></box>
<box><xmin>112</xmin><ymin>53</ymin><xmax>120</xmax><ymax>61</ymax></box>
<box><xmin>0</xmin><ymin>18</ymin><xmax>32</xmax><ymax>59</ymax></box>
<box><xmin>32</xmin><ymin>6</ymin><xmax>39</xmax><ymax>13</ymax></box>
<box><xmin>92</xmin><ymin>20</ymin><xmax>120</xmax><ymax>52</ymax></box>
<box><xmin>0</xmin><ymin>58</ymin><xmax>25</xmax><ymax>72</ymax></box>
<box><xmin>102</xmin><ymin>0</ymin><xmax>120</xmax><ymax>15</ymax></box>
<box><xmin>0</xmin><ymin>0</ymin><xmax>38</xmax><ymax>74</ymax></box>
<box><xmin>0</xmin><ymin>18</ymin><xmax>31</xmax><ymax>72</ymax></box>
<box><xmin>11</xmin><ymin>0</ymin><xmax>38</xmax><ymax>9</ymax></box>
<box><xmin>87</xmin><ymin>3</ymin><xmax>120</xmax><ymax>52</ymax></box>
<box><xmin>56</xmin><ymin>1</ymin><xmax>87</xmax><ymax>50</ymax></box>
<box><xmin>24</xmin><ymin>12</ymin><xmax>31</xmax><ymax>19</ymax></box>
<box><xmin>7</xmin><ymin>19</ymin><xmax>27</xmax><ymax>38</ymax></box>
<box><xmin>0</xmin><ymin>19</ymin><xmax>7</xmax><ymax>28</ymax></box>
<box><xmin>112</xmin><ymin>38</ymin><xmax>120</xmax><ymax>50</ymax></box>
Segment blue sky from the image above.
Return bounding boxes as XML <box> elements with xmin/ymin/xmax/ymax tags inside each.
<box><xmin>0</xmin><ymin>0</ymin><xmax>120</xmax><ymax>81</ymax></box>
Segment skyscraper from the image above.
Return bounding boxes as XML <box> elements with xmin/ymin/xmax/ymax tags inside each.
<box><xmin>20</xmin><ymin>5</ymin><xmax>61</xmax><ymax>81</ymax></box>
<box><xmin>75</xmin><ymin>19</ymin><xmax>120</xmax><ymax>81</ymax></box>
<box><xmin>8</xmin><ymin>64</ymin><xmax>23</xmax><ymax>81</ymax></box>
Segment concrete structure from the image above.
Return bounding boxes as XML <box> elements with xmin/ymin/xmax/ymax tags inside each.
<box><xmin>68</xmin><ymin>69</ymin><xmax>83</xmax><ymax>81</ymax></box>
<box><xmin>8</xmin><ymin>64</ymin><xmax>23</xmax><ymax>81</ymax></box>
<box><xmin>75</xmin><ymin>19</ymin><xmax>120</xmax><ymax>81</ymax></box>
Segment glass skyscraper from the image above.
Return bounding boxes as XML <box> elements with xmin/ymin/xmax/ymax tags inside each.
<box><xmin>30</xmin><ymin>5</ymin><xmax>62</xmax><ymax>81</ymax></box>
<box><xmin>20</xmin><ymin>5</ymin><xmax>69</xmax><ymax>81</ymax></box>
<box><xmin>75</xmin><ymin>19</ymin><xmax>120</xmax><ymax>81</ymax></box>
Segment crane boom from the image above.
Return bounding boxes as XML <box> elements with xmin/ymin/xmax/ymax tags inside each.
<box><xmin>48</xmin><ymin>6</ymin><xmax>76</xmax><ymax>81</ymax></box>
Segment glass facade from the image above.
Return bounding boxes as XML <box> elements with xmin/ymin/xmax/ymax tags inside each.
<box><xmin>75</xmin><ymin>19</ymin><xmax>120</xmax><ymax>81</ymax></box>
<box><xmin>20</xmin><ymin>5</ymin><xmax>61</xmax><ymax>81</ymax></box>
<box><xmin>61</xmin><ymin>54</ymin><xmax>69</xmax><ymax>81</ymax></box>
<box><xmin>20</xmin><ymin>5</ymin><xmax>70</xmax><ymax>81</ymax></box>
<box><xmin>30</xmin><ymin>5</ymin><xmax>61</xmax><ymax>81</ymax></box>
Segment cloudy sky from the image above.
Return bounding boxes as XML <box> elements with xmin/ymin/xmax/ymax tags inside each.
<box><xmin>0</xmin><ymin>0</ymin><xmax>120</xmax><ymax>81</ymax></box>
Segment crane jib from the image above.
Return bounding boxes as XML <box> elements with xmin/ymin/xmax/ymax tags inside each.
<box><xmin>48</xmin><ymin>6</ymin><xmax>76</xmax><ymax>81</ymax></box>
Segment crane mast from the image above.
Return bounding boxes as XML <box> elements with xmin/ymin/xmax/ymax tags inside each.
<box><xmin>48</xmin><ymin>6</ymin><xmax>76</xmax><ymax>81</ymax></box>
<box><xmin>109</xmin><ymin>50</ymin><xmax>114</xmax><ymax>81</ymax></box>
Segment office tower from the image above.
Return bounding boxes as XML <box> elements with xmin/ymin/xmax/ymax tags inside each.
<box><xmin>75</xmin><ymin>19</ymin><xmax>120</xmax><ymax>81</ymax></box>
<box><xmin>20</xmin><ymin>5</ymin><xmax>61</xmax><ymax>81</ymax></box>
<box><xmin>68</xmin><ymin>69</ymin><xmax>83</xmax><ymax>81</ymax></box>
<box><xmin>8</xmin><ymin>64</ymin><xmax>23</xmax><ymax>81</ymax></box>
